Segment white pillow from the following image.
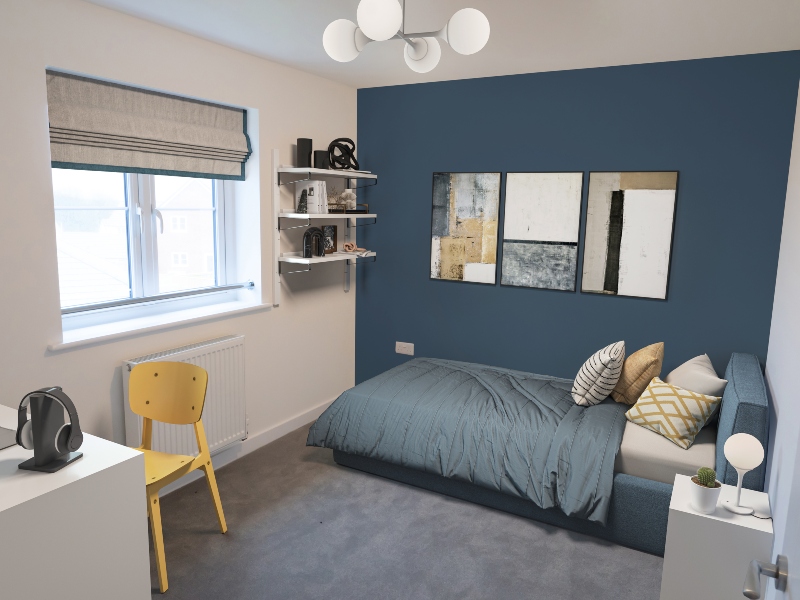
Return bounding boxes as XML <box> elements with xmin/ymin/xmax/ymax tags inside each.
<box><xmin>664</xmin><ymin>354</ymin><xmax>727</xmax><ymax>397</ymax></box>
<box><xmin>572</xmin><ymin>341</ymin><xmax>626</xmax><ymax>406</ymax></box>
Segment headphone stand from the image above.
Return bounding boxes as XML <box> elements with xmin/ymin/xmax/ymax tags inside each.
<box><xmin>18</xmin><ymin>452</ymin><xmax>83</xmax><ymax>473</ymax></box>
<box><xmin>18</xmin><ymin>394</ymin><xmax>83</xmax><ymax>473</ymax></box>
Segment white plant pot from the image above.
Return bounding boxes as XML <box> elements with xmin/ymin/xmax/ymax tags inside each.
<box><xmin>690</xmin><ymin>478</ymin><xmax>722</xmax><ymax>514</ymax></box>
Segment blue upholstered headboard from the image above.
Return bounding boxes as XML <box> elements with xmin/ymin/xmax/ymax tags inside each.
<box><xmin>714</xmin><ymin>353</ymin><xmax>770</xmax><ymax>491</ymax></box>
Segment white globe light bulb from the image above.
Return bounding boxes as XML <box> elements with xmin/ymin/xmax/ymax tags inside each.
<box><xmin>446</xmin><ymin>8</ymin><xmax>490</xmax><ymax>55</ymax></box>
<box><xmin>404</xmin><ymin>37</ymin><xmax>441</xmax><ymax>74</ymax></box>
<box><xmin>724</xmin><ymin>433</ymin><xmax>765</xmax><ymax>471</ymax></box>
<box><xmin>357</xmin><ymin>0</ymin><xmax>403</xmax><ymax>42</ymax></box>
<box><xmin>323</xmin><ymin>19</ymin><xmax>366</xmax><ymax>62</ymax></box>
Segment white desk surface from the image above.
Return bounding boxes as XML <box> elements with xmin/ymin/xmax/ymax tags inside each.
<box><xmin>670</xmin><ymin>474</ymin><xmax>773</xmax><ymax>533</ymax></box>
<box><xmin>0</xmin><ymin>404</ymin><xmax>143</xmax><ymax>513</ymax></box>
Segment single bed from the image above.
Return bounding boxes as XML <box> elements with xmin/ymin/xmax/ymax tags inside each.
<box><xmin>308</xmin><ymin>352</ymin><xmax>768</xmax><ymax>556</ymax></box>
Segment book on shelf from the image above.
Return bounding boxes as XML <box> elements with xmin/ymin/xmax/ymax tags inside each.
<box><xmin>294</xmin><ymin>180</ymin><xmax>327</xmax><ymax>214</ymax></box>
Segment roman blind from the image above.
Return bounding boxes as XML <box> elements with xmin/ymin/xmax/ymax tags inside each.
<box><xmin>46</xmin><ymin>70</ymin><xmax>251</xmax><ymax>180</ymax></box>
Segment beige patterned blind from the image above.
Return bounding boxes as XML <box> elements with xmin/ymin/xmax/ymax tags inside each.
<box><xmin>46</xmin><ymin>70</ymin><xmax>251</xmax><ymax>180</ymax></box>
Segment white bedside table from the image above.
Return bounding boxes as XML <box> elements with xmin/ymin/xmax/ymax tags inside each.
<box><xmin>660</xmin><ymin>474</ymin><xmax>773</xmax><ymax>600</ymax></box>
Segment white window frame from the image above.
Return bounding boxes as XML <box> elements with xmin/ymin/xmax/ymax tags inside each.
<box><xmin>126</xmin><ymin>175</ymin><xmax>229</xmax><ymax>297</ymax></box>
<box><xmin>60</xmin><ymin>174</ymin><xmax>248</xmax><ymax>332</ymax></box>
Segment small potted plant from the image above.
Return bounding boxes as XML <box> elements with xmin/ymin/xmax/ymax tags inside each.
<box><xmin>689</xmin><ymin>466</ymin><xmax>722</xmax><ymax>514</ymax></box>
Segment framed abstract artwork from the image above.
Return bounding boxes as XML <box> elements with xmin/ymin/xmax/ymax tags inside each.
<box><xmin>500</xmin><ymin>172</ymin><xmax>584</xmax><ymax>291</ymax></box>
<box><xmin>430</xmin><ymin>172</ymin><xmax>501</xmax><ymax>284</ymax></box>
<box><xmin>581</xmin><ymin>171</ymin><xmax>679</xmax><ymax>300</ymax></box>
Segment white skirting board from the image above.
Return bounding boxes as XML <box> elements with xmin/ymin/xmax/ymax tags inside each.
<box><xmin>157</xmin><ymin>397</ymin><xmax>335</xmax><ymax>496</ymax></box>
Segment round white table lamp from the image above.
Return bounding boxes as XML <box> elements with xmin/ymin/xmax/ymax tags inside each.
<box><xmin>723</xmin><ymin>433</ymin><xmax>765</xmax><ymax>515</ymax></box>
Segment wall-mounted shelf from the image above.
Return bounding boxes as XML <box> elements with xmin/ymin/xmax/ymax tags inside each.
<box><xmin>279</xmin><ymin>251</ymin><xmax>376</xmax><ymax>265</ymax></box>
<box><xmin>277</xmin><ymin>167</ymin><xmax>377</xmax><ymax>189</ymax></box>
<box><xmin>278</xmin><ymin>212</ymin><xmax>377</xmax><ymax>230</ymax></box>
<box><xmin>278</xmin><ymin>252</ymin><xmax>377</xmax><ymax>288</ymax></box>
<box><xmin>272</xmin><ymin>149</ymin><xmax>378</xmax><ymax>305</ymax></box>
<box><xmin>279</xmin><ymin>212</ymin><xmax>377</xmax><ymax>219</ymax></box>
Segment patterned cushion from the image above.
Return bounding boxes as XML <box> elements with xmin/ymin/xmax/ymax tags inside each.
<box><xmin>572</xmin><ymin>341</ymin><xmax>626</xmax><ymax>406</ymax></box>
<box><xmin>626</xmin><ymin>378</ymin><xmax>722</xmax><ymax>449</ymax></box>
<box><xmin>611</xmin><ymin>342</ymin><xmax>664</xmax><ymax>405</ymax></box>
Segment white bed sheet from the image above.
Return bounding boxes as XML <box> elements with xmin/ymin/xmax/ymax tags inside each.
<box><xmin>614</xmin><ymin>420</ymin><xmax>717</xmax><ymax>485</ymax></box>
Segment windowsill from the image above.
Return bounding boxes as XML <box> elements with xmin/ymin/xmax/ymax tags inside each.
<box><xmin>49</xmin><ymin>299</ymin><xmax>271</xmax><ymax>352</ymax></box>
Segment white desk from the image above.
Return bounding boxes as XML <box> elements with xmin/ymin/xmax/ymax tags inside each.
<box><xmin>660</xmin><ymin>474</ymin><xmax>773</xmax><ymax>600</ymax></box>
<box><xmin>0</xmin><ymin>405</ymin><xmax>151</xmax><ymax>599</ymax></box>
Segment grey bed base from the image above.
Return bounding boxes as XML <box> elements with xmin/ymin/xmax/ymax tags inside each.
<box><xmin>331</xmin><ymin>353</ymin><xmax>769</xmax><ymax>557</ymax></box>
<box><xmin>334</xmin><ymin>451</ymin><xmax>672</xmax><ymax>555</ymax></box>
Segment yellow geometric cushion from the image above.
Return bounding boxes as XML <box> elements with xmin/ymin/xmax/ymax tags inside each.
<box><xmin>611</xmin><ymin>342</ymin><xmax>664</xmax><ymax>405</ymax></box>
<box><xmin>625</xmin><ymin>377</ymin><xmax>721</xmax><ymax>449</ymax></box>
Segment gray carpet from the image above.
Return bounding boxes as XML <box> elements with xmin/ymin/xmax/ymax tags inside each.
<box><xmin>150</xmin><ymin>424</ymin><xmax>663</xmax><ymax>599</ymax></box>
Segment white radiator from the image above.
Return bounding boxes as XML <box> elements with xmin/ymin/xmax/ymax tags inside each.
<box><xmin>122</xmin><ymin>335</ymin><xmax>247</xmax><ymax>456</ymax></box>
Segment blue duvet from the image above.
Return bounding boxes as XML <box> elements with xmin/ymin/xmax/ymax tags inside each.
<box><xmin>307</xmin><ymin>358</ymin><xmax>627</xmax><ymax>524</ymax></box>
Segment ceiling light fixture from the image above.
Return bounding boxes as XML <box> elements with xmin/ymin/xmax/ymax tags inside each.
<box><xmin>323</xmin><ymin>1</ymin><xmax>490</xmax><ymax>74</ymax></box>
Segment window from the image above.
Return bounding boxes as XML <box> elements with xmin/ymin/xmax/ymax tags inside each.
<box><xmin>52</xmin><ymin>169</ymin><xmax>228</xmax><ymax>310</ymax></box>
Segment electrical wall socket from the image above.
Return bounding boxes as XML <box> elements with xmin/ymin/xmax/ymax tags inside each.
<box><xmin>395</xmin><ymin>342</ymin><xmax>414</xmax><ymax>356</ymax></box>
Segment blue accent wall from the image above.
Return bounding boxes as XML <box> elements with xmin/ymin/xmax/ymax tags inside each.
<box><xmin>356</xmin><ymin>52</ymin><xmax>800</xmax><ymax>383</ymax></box>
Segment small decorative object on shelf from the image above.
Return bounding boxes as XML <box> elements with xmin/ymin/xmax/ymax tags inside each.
<box><xmin>296</xmin><ymin>138</ymin><xmax>313</xmax><ymax>168</ymax></box>
<box><xmin>341</xmin><ymin>189</ymin><xmax>357</xmax><ymax>210</ymax></box>
<box><xmin>689</xmin><ymin>466</ymin><xmax>722</xmax><ymax>514</ymax></box>
<box><xmin>302</xmin><ymin>227</ymin><xmax>326</xmax><ymax>258</ymax></box>
<box><xmin>328</xmin><ymin>137</ymin><xmax>359</xmax><ymax>170</ymax></box>
<box><xmin>321</xmin><ymin>225</ymin><xmax>337</xmax><ymax>254</ymax></box>
<box><xmin>297</xmin><ymin>189</ymin><xmax>308</xmax><ymax>214</ymax></box>
<box><xmin>314</xmin><ymin>150</ymin><xmax>331</xmax><ymax>169</ymax></box>
<box><xmin>342</xmin><ymin>242</ymin><xmax>371</xmax><ymax>257</ymax></box>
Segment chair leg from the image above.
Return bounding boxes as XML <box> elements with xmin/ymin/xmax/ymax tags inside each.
<box><xmin>147</xmin><ymin>489</ymin><xmax>169</xmax><ymax>593</ymax></box>
<box><xmin>201</xmin><ymin>461</ymin><xmax>228</xmax><ymax>534</ymax></box>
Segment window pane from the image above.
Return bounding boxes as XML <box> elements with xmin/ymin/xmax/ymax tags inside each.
<box><xmin>52</xmin><ymin>168</ymin><xmax>126</xmax><ymax>208</ymax></box>
<box><xmin>154</xmin><ymin>176</ymin><xmax>216</xmax><ymax>293</ymax></box>
<box><xmin>154</xmin><ymin>175</ymin><xmax>214</xmax><ymax>209</ymax></box>
<box><xmin>53</xmin><ymin>169</ymin><xmax>131</xmax><ymax>308</ymax></box>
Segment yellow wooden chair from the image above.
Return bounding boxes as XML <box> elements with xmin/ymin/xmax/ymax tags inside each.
<box><xmin>129</xmin><ymin>361</ymin><xmax>227</xmax><ymax>593</ymax></box>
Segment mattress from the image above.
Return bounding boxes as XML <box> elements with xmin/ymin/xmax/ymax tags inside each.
<box><xmin>614</xmin><ymin>421</ymin><xmax>716</xmax><ymax>485</ymax></box>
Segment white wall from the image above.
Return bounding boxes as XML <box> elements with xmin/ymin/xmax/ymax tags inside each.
<box><xmin>765</xmin><ymin>83</ymin><xmax>800</xmax><ymax>598</ymax></box>
<box><xmin>0</xmin><ymin>0</ymin><xmax>357</xmax><ymax>457</ymax></box>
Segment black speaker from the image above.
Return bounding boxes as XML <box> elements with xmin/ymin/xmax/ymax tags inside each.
<box><xmin>314</xmin><ymin>150</ymin><xmax>330</xmax><ymax>170</ymax></box>
<box><xmin>296</xmin><ymin>138</ymin><xmax>312</xmax><ymax>168</ymax></box>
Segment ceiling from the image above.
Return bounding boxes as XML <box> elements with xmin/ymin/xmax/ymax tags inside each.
<box><xmin>85</xmin><ymin>0</ymin><xmax>800</xmax><ymax>89</ymax></box>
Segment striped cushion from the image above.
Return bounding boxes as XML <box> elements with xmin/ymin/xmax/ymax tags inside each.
<box><xmin>572</xmin><ymin>341</ymin><xmax>626</xmax><ymax>406</ymax></box>
<box><xmin>626</xmin><ymin>377</ymin><xmax>721</xmax><ymax>449</ymax></box>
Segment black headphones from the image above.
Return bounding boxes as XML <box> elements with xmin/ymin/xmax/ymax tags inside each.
<box><xmin>17</xmin><ymin>387</ymin><xmax>83</xmax><ymax>454</ymax></box>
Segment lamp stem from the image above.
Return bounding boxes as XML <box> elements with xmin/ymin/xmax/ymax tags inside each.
<box><xmin>736</xmin><ymin>468</ymin><xmax>744</xmax><ymax>506</ymax></box>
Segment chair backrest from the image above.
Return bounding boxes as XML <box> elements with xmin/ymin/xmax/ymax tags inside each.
<box><xmin>129</xmin><ymin>361</ymin><xmax>209</xmax><ymax>425</ymax></box>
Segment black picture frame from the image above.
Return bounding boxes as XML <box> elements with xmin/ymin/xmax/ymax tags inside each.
<box><xmin>580</xmin><ymin>171</ymin><xmax>680</xmax><ymax>301</ymax></box>
<box><xmin>498</xmin><ymin>171</ymin><xmax>585</xmax><ymax>293</ymax></box>
<box><xmin>321</xmin><ymin>224</ymin><xmax>337</xmax><ymax>255</ymax></box>
<box><xmin>429</xmin><ymin>172</ymin><xmax>502</xmax><ymax>286</ymax></box>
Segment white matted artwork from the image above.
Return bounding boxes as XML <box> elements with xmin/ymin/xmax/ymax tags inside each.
<box><xmin>430</xmin><ymin>172</ymin><xmax>501</xmax><ymax>284</ymax></box>
<box><xmin>500</xmin><ymin>172</ymin><xmax>583</xmax><ymax>291</ymax></box>
<box><xmin>581</xmin><ymin>172</ymin><xmax>678</xmax><ymax>300</ymax></box>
